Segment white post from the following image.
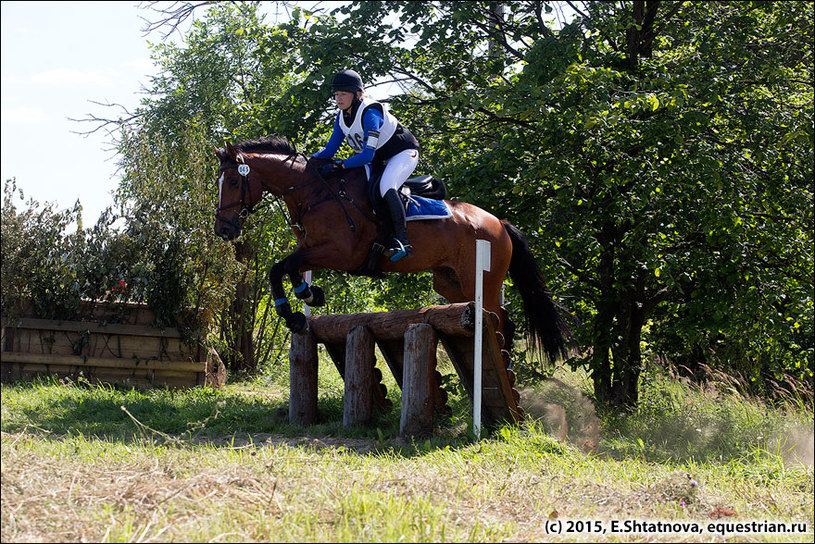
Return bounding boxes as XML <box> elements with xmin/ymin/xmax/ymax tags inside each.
<box><xmin>474</xmin><ymin>239</ymin><xmax>491</xmax><ymax>440</ymax></box>
<box><xmin>303</xmin><ymin>270</ymin><xmax>312</xmax><ymax>316</ymax></box>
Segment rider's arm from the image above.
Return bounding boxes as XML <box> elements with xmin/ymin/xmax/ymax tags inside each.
<box><xmin>312</xmin><ymin>114</ymin><xmax>344</xmax><ymax>158</ymax></box>
<box><xmin>341</xmin><ymin>107</ymin><xmax>384</xmax><ymax>169</ymax></box>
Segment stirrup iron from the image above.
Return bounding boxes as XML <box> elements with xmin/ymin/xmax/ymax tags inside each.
<box><xmin>386</xmin><ymin>239</ymin><xmax>412</xmax><ymax>262</ymax></box>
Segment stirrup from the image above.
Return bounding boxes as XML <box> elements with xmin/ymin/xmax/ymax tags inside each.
<box><xmin>386</xmin><ymin>239</ymin><xmax>412</xmax><ymax>262</ymax></box>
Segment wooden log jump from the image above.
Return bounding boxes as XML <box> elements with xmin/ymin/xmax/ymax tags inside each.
<box><xmin>288</xmin><ymin>302</ymin><xmax>522</xmax><ymax>438</ymax></box>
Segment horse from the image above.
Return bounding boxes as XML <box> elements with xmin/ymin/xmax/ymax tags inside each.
<box><xmin>213</xmin><ymin>135</ymin><xmax>569</xmax><ymax>364</ymax></box>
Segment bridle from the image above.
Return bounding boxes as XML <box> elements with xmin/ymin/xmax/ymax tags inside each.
<box><xmin>215</xmin><ymin>156</ymin><xmax>256</xmax><ymax>231</ymax></box>
<box><xmin>215</xmin><ymin>151</ymin><xmax>377</xmax><ymax>235</ymax></box>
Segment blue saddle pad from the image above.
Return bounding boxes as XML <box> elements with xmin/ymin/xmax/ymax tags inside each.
<box><xmin>405</xmin><ymin>195</ymin><xmax>452</xmax><ymax>221</ymax></box>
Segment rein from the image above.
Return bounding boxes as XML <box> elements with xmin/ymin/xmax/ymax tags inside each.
<box><xmin>284</xmin><ymin>153</ymin><xmax>378</xmax><ymax>232</ymax></box>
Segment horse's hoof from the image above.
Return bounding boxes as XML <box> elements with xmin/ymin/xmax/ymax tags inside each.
<box><xmin>309</xmin><ymin>285</ymin><xmax>326</xmax><ymax>307</ymax></box>
<box><xmin>285</xmin><ymin>312</ymin><xmax>308</xmax><ymax>333</ymax></box>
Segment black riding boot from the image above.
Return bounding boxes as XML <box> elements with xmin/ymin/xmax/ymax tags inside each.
<box><xmin>382</xmin><ymin>188</ymin><xmax>412</xmax><ymax>261</ymax></box>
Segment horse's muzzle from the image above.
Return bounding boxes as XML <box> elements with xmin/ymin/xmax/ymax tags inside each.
<box><xmin>214</xmin><ymin>223</ymin><xmax>240</xmax><ymax>241</ymax></box>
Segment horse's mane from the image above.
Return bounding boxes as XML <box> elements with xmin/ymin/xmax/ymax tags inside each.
<box><xmin>234</xmin><ymin>135</ymin><xmax>297</xmax><ymax>155</ymax></box>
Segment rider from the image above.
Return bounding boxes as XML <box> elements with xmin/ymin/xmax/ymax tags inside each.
<box><xmin>313</xmin><ymin>68</ymin><xmax>420</xmax><ymax>261</ymax></box>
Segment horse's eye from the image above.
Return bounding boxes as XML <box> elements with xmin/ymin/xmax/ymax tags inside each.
<box><xmin>229</xmin><ymin>177</ymin><xmax>239</xmax><ymax>188</ymax></box>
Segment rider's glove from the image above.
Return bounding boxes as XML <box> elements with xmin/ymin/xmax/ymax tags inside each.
<box><xmin>318</xmin><ymin>159</ymin><xmax>344</xmax><ymax>177</ymax></box>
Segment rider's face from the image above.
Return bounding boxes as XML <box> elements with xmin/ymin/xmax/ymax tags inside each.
<box><xmin>333</xmin><ymin>91</ymin><xmax>356</xmax><ymax>111</ymax></box>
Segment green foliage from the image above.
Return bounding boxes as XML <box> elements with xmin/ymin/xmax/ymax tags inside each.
<box><xmin>32</xmin><ymin>1</ymin><xmax>807</xmax><ymax>404</ymax></box>
<box><xmin>114</xmin><ymin>2</ymin><xmax>445</xmax><ymax>375</ymax></box>
<box><xmin>603</xmin><ymin>361</ymin><xmax>813</xmax><ymax>464</ymax></box>
<box><xmin>115</xmin><ymin>121</ymin><xmax>242</xmax><ymax>331</ymax></box>
<box><xmin>116</xmin><ymin>3</ymin><xmax>312</xmax><ymax>374</ymax></box>
<box><xmin>304</xmin><ymin>1</ymin><xmax>813</xmax><ymax>407</ymax></box>
<box><xmin>2</xmin><ymin>365</ymin><xmax>812</xmax><ymax>541</ymax></box>
<box><xmin>1</xmin><ymin>172</ymin><xmax>234</xmax><ymax>339</ymax></box>
<box><xmin>1</xmin><ymin>180</ymin><xmax>140</xmax><ymax>321</ymax></box>
<box><xmin>2</xmin><ymin>179</ymin><xmax>86</xmax><ymax>320</ymax></box>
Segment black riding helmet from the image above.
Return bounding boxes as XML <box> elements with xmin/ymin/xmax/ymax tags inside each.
<box><xmin>331</xmin><ymin>69</ymin><xmax>364</xmax><ymax>93</ymax></box>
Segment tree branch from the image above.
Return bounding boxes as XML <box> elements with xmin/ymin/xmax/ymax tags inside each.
<box><xmin>139</xmin><ymin>0</ymin><xmax>222</xmax><ymax>40</ymax></box>
<box><xmin>558</xmin><ymin>255</ymin><xmax>600</xmax><ymax>289</ymax></box>
<box><xmin>532</xmin><ymin>1</ymin><xmax>555</xmax><ymax>38</ymax></box>
<box><xmin>68</xmin><ymin>100</ymin><xmax>142</xmax><ymax>137</ymax></box>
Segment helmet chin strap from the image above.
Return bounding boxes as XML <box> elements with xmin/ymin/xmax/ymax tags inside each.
<box><xmin>343</xmin><ymin>94</ymin><xmax>363</xmax><ymax>122</ymax></box>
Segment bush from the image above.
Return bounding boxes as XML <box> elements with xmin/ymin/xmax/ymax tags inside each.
<box><xmin>1</xmin><ymin>178</ymin><xmax>236</xmax><ymax>338</ymax></box>
<box><xmin>2</xmin><ymin>179</ymin><xmax>108</xmax><ymax>321</ymax></box>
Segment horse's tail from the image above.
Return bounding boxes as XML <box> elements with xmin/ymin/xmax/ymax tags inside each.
<box><xmin>502</xmin><ymin>220</ymin><xmax>571</xmax><ymax>366</ymax></box>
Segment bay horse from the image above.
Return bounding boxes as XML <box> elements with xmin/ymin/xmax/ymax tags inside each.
<box><xmin>213</xmin><ymin>135</ymin><xmax>569</xmax><ymax>363</ymax></box>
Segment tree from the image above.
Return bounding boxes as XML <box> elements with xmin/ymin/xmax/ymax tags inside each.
<box><xmin>89</xmin><ymin>1</ymin><xmax>812</xmax><ymax>404</ymax></box>
<box><xmin>111</xmin><ymin>2</ymin><xmax>442</xmax><ymax>374</ymax></box>
<box><xmin>299</xmin><ymin>1</ymin><xmax>813</xmax><ymax>407</ymax></box>
<box><xmin>114</xmin><ymin>3</ymin><xmax>309</xmax><ymax>374</ymax></box>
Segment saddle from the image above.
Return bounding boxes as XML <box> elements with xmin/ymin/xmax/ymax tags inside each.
<box><xmin>367</xmin><ymin>172</ymin><xmax>448</xmax><ymax>209</ymax></box>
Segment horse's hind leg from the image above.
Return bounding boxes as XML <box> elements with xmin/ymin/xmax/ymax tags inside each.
<box><xmin>432</xmin><ymin>267</ymin><xmax>467</xmax><ymax>304</ymax></box>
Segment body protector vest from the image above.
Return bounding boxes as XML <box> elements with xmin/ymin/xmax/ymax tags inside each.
<box><xmin>337</xmin><ymin>98</ymin><xmax>398</xmax><ymax>153</ymax></box>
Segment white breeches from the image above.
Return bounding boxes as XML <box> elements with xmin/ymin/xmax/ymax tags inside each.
<box><xmin>366</xmin><ymin>149</ymin><xmax>420</xmax><ymax>197</ymax></box>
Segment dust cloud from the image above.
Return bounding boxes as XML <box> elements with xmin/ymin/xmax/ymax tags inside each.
<box><xmin>520</xmin><ymin>378</ymin><xmax>601</xmax><ymax>453</ymax></box>
<box><xmin>774</xmin><ymin>425</ymin><xmax>814</xmax><ymax>467</ymax></box>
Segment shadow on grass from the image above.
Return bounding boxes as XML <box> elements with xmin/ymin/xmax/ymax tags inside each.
<box><xmin>0</xmin><ymin>377</ymin><xmax>480</xmax><ymax>456</ymax></box>
<box><xmin>9</xmin><ymin>373</ymin><xmax>802</xmax><ymax>465</ymax></box>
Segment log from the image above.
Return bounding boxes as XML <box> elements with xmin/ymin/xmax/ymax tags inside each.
<box><xmin>437</xmin><ymin>309</ymin><xmax>522</xmax><ymax>425</ymax></box>
<box><xmin>309</xmin><ymin>303</ymin><xmax>498</xmax><ymax>343</ymax></box>
<box><xmin>289</xmin><ymin>329</ymin><xmax>318</xmax><ymax>425</ymax></box>
<box><xmin>320</xmin><ymin>341</ymin><xmax>391</xmax><ymax>412</ymax></box>
<box><xmin>481</xmin><ymin>314</ymin><xmax>522</xmax><ymax>422</ymax></box>
<box><xmin>7</xmin><ymin>328</ymin><xmax>192</xmax><ymax>361</ymax></box>
<box><xmin>400</xmin><ymin>323</ymin><xmax>436</xmax><ymax>438</ymax></box>
<box><xmin>72</xmin><ymin>300</ymin><xmax>158</xmax><ymax>326</ymax></box>
<box><xmin>375</xmin><ymin>338</ymin><xmax>404</xmax><ymax>387</ymax></box>
<box><xmin>205</xmin><ymin>347</ymin><xmax>227</xmax><ymax>387</ymax></box>
<box><xmin>3</xmin><ymin>364</ymin><xmax>200</xmax><ymax>388</ymax></box>
<box><xmin>343</xmin><ymin>325</ymin><xmax>374</xmax><ymax>427</ymax></box>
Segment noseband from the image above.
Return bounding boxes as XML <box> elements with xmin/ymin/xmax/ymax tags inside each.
<box><xmin>215</xmin><ymin>158</ymin><xmax>255</xmax><ymax>231</ymax></box>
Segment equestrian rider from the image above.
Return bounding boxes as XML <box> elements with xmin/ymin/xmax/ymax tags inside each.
<box><xmin>313</xmin><ymin>69</ymin><xmax>420</xmax><ymax>261</ymax></box>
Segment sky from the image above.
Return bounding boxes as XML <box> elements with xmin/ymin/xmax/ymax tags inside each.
<box><xmin>1</xmin><ymin>1</ymin><xmax>164</xmax><ymax>225</ymax></box>
<box><xmin>1</xmin><ymin>2</ymin><xmax>571</xmax><ymax>226</ymax></box>
<box><xmin>0</xmin><ymin>1</ymin><xmax>351</xmax><ymax>226</ymax></box>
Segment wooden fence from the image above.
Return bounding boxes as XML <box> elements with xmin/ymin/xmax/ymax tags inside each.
<box><xmin>289</xmin><ymin>302</ymin><xmax>522</xmax><ymax>438</ymax></box>
<box><xmin>1</xmin><ymin>301</ymin><xmax>225</xmax><ymax>388</ymax></box>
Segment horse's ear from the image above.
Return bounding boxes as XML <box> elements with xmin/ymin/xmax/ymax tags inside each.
<box><xmin>225</xmin><ymin>142</ymin><xmax>238</xmax><ymax>160</ymax></box>
<box><xmin>214</xmin><ymin>146</ymin><xmax>224</xmax><ymax>160</ymax></box>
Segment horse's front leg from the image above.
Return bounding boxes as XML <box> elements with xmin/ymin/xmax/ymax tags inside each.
<box><xmin>269</xmin><ymin>252</ymin><xmax>327</xmax><ymax>333</ymax></box>
<box><xmin>288</xmin><ymin>270</ymin><xmax>325</xmax><ymax>308</ymax></box>
<box><xmin>269</xmin><ymin>254</ymin><xmax>309</xmax><ymax>333</ymax></box>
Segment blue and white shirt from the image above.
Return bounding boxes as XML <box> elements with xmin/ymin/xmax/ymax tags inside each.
<box><xmin>313</xmin><ymin>99</ymin><xmax>400</xmax><ymax>169</ymax></box>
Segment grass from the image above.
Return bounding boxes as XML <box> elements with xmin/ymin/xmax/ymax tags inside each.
<box><xmin>1</xmin><ymin>354</ymin><xmax>812</xmax><ymax>542</ymax></box>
